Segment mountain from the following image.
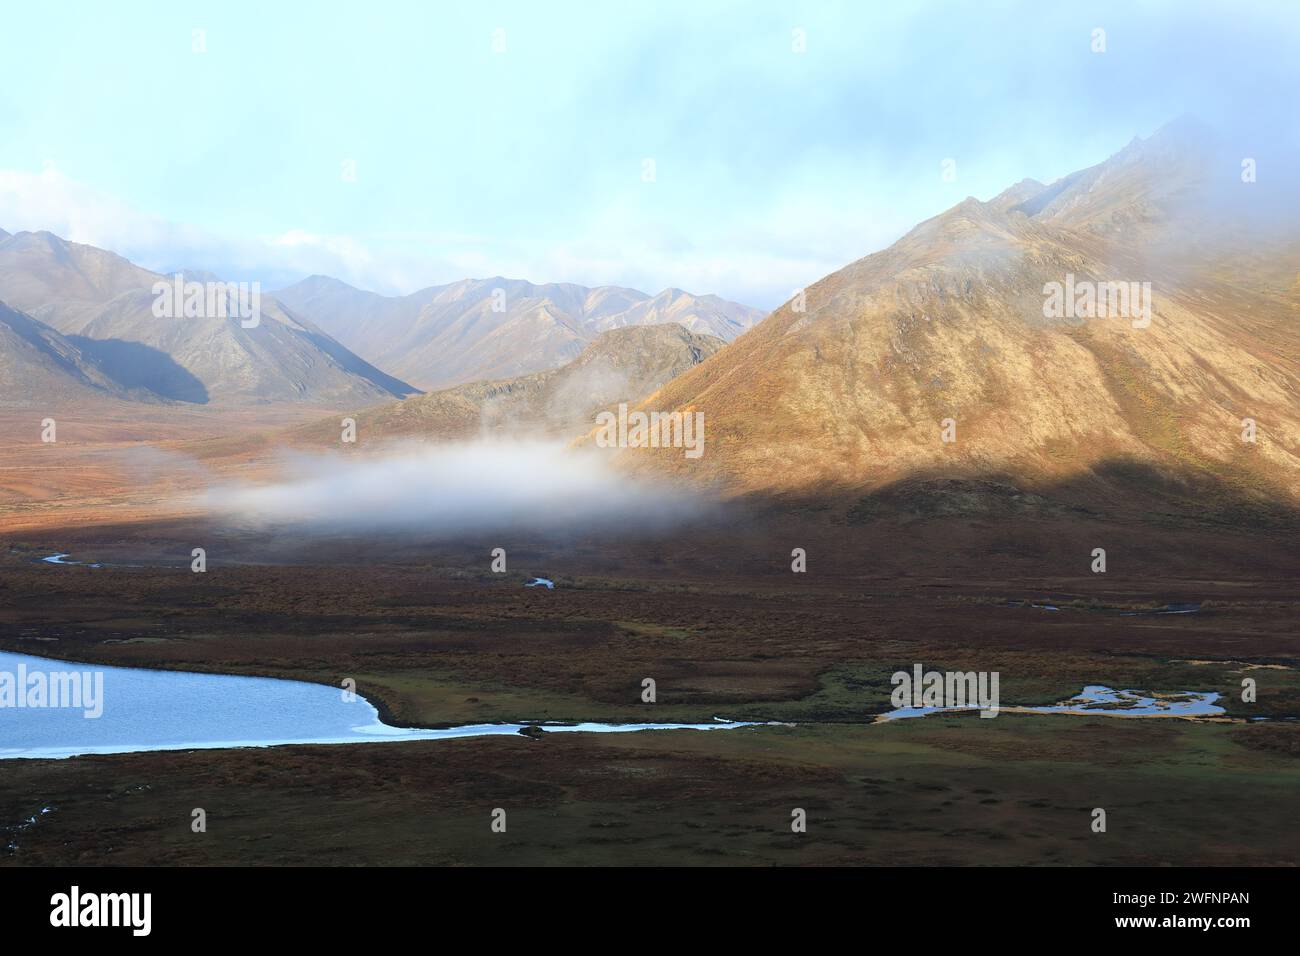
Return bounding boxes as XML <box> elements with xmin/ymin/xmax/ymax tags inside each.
<box><xmin>0</xmin><ymin>231</ymin><xmax>419</xmax><ymax>405</ymax></box>
<box><xmin>0</xmin><ymin>230</ymin><xmax>159</xmax><ymax>333</ymax></box>
<box><xmin>274</xmin><ymin>275</ymin><xmax>763</xmax><ymax>389</ymax></box>
<box><xmin>587</xmin><ymin>288</ymin><xmax>759</xmax><ymax>339</ymax></box>
<box><xmin>0</xmin><ymin>300</ymin><xmax>134</xmax><ymax>405</ymax></box>
<box><xmin>602</xmin><ymin>120</ymin><xmax>1300</xmax><ymax>516</ymax></box>
<box><xmin>296</xmin><ymin>322</ymin><xmax>726</xmax><ymax>443</ymax></box>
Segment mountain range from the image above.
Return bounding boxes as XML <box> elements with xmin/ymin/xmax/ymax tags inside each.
<box><xmin>273</xmin><ymin>275</ymin><xmax>762</xmax><ymax>390</ymax></box>
<box><xmin>0</xmin><ymin>228</ymin><xmax>761</xmax><ymax>407</ymax></box>
<box><xmin>7</xmin><ymin>118</ymin><xmax>1298</xmax><ymax>526</ymax></box>
<box><xmin>0</xmin><ymin>230</ymin><xmax>417</xmax><ymax>406</ymax></box>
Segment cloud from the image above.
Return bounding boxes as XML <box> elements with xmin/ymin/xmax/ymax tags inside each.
<box><xmin>0</xmin><ymin>165</ymin><xmax>188</xmax><ymax>253</ymax></box>
<box><xmin>0</xmin><ymin>166</ymin><xmax>452</xmax><ymax>295</ymax></box>
<box><xmin>0</xmin><ymin>165</ymin><xmax>830</xmax><ymax>307</ymax></box>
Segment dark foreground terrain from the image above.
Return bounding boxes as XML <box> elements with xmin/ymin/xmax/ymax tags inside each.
<box><xmin>4</xmin><ymin>717</ymin><xmax>1298</xmax><ymax>866</ymax></box>
<box><xmin>2</xmin><ymin>502</ymin><xmax>1298</xmax><ymax>866</ymax></box>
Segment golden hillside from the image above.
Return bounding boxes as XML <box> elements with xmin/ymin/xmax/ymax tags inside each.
<box><xmin>607</xmin><ymin>122</ymin><xmax>1300</xmax><ymax>513</ymax></box>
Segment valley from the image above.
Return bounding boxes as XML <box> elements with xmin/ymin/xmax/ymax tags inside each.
<box><xmin>2</xmin><ymin>117</ymin><xmax>1298</xmax><ymax>872</ymax></box>
<box><xmin>2</xmin><ymin>448</ymin><xmax>1298</xmax><ymax>864</ymax></box>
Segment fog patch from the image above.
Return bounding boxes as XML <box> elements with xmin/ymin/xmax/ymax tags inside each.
<box><xmin>545</xmin><ymin>365</ymin><xmax>635</xmax><ymax>424</ymax></box>
<box><xmin>202</xmin><ymin>439</ymin><xmax>706</xmax><ymax>534</ymax></box>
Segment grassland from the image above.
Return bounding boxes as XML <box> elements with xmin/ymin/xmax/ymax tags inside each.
<box><xmin>2</xmin><ymin>511</ymin><xmax>1298</xmax><ymax>866</ymax></box>
<box><xmin>4</xmin><ymin>717</ymin><xmax>1297</xmax><ymax>866</ymax></box>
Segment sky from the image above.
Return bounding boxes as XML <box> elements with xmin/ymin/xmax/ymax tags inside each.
<box><xmin>1</xmin><ymin>0</ymin><xmax>1297</xmax><ymax>309</ymax></box>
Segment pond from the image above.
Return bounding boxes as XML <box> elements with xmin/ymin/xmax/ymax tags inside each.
<box><xmin>0</xmin><ymin>650</ymin><xmax>757</xmax><ymax>760</ymax></box>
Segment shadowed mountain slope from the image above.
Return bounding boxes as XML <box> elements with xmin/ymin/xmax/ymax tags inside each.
<box><xmin>0</xmin><ymin>231</ymin><xmax>418</xmax><ymax>405</ymax></box>
<box><xmin>0</xmin><ymin>300</ymin><xmax>141</xmax><ymax>405</ymax></box>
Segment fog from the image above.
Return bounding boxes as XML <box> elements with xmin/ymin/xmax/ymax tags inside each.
<box><xmin>201</xmin><ymin>439</ymin><xmax>707</xmax><ymax>534</ymax></box>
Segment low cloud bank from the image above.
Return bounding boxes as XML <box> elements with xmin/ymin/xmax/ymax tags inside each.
<box><xmin>202</xmin><ymin>439</ymin><xmax>706</xmax><ymax>534</ymax></box>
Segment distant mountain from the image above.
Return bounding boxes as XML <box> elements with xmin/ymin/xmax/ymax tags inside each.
<box><xmin>603</xmin><ymin>120</ymin><xmax>1300</xmax><ymax>514</ymax></box>
<box><xmin>297</xmin><ymin>322</ymin><xmax>726</xmax><ymax>443</ymax></box>
<box><xmin>587</xmin><ymin>287</ymin><xmax>759</xmax><ymax>339</ymax></box>
<box><xmin>0</xmin><ymin>231</ymin><xmax>418</xmax><ymax>405</ymax></box>
<box><xmin>274</xmin><ymin>275</ymin><xmax>763</xmax><ymax>389</ymax></box>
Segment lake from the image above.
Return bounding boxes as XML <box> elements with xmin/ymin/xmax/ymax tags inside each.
<box><xmin>0</xmin><ymin>650</ymin><xmax>755</xmax><ymax>760</ymax></box>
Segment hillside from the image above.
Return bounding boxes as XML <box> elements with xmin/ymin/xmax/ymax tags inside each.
<box><xmin>602</xmin><ymin>120</ymin><xmax>1300</xmax><ymax>519</ymax></box>
<box><xmin>294</xmin><ymin>322</ymin><xmax>726</xmax><ymax>444</ymax></box>
<box><xmin>0</xmin><ymin>231</ymin><xmax>418</xmax><ymax>406</ymax></box>
<box><xmin>0</xmin><ymin>300</ymin><xmax>135</xmax><ymax>405</ymax></box>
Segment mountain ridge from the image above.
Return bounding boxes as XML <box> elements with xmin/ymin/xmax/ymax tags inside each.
<box><xmin>274</xmin><ymin>273</ymin><xmax>763</xmax><ymax>389</ymax></box>
<box><xmin>292</xmin><ymin>322</ymin><xmax>727</xmax><ymax>444</ymax></box>
<box><xmin>0</xmin><ymin>230</ymin><xmax>419</xmax><ymax>406</ymax></box>
<box><xmin>0</xmin><ymin>299</ymin><xmax>146</xmax><ymax>405</ymax></box>
<box><xmin>599</xmin><ymin>121</ymin><xmax>1300</xmax><ymax>508</ymax></box>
